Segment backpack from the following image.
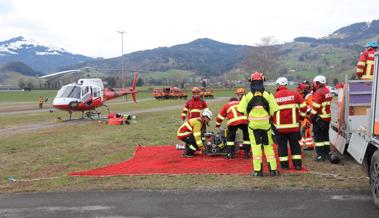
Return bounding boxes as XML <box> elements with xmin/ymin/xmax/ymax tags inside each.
<box><xmin>246</xmin><ymin>90</ymin><xmax>278</xmax><ymax>134</ymax></box>
<box><xmin>246</xmin><ymin>91</ymin><xmax>270</xmax><ymax>115</ymax></box>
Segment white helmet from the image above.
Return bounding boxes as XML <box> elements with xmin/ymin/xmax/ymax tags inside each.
<box><xmin>276</xmin><ymin>77</ymin><xmax>288</xmax><ymax>86</ymax></box>
<box><xmin>313</xmin><ymin>75</ymin><xmax>326</xmax><ymax>84</ymax></box>
<box><xmin>201</xmin><ymin>108</ymin><xmax>213</xmax><ymax>120</ymax></box>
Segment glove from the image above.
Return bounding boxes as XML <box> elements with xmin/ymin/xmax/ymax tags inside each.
<box><xmin>199</xmin><ymin>146</ymin><xmax>206</xmax><ymax>154</ymax></box>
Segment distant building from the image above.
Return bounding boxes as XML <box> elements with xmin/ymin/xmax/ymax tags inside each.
<box><xmin>0</xmin><ymin>85</ymin><xmax>22</xmax><ymax>91</ymax></box>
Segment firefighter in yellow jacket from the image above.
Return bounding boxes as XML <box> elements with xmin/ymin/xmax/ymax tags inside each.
<box><xmin>177</xmin><ymin>108</ymin><xmax>213</xmax><ymax>157</ymax></box>
<box><xmin>237</xmin><ymin>72</ymin><xmax>280</xmax><ymax>176</ymax></box>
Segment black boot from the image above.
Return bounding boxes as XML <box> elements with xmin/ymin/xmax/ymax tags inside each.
<box><xmin>252</xmin><ymin>163</ymin><xmax>264</xmax><ymax>177</ymax></box>
<box><xmin>225</xmin><ymin>146</ymin><xmax>234</xmax><ymax>159</ymax></box>
<box><xmin>253</xmin><ymin>171</ymin><xmax>263</xmax><ymax>177</ymax></box>
<box><xmin>270</xmin><ymin>170</ymin><xmax>280</xmax><ymax>176</ymax></box>
<box><xmin>269</xmin><ymin>165</ymin><xmax>280</xmax><ymax>176</ymax></box>
<box><xmin>182</xmin><ymin>145</ymin><xmax>194</xmax><ymax>158</ymax></box>
<box><xmin>280</xmin><ymin>161</ymin><xmax>289</xmax><ymax>170</ymax></box>
<box><xmin>314</xmin><ymin>155</ymin><xmax>325</xmax><ymax>162</ymax></box>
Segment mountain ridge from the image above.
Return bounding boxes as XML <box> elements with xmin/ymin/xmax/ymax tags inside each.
<box><xmin>0</xmin><ymin>36</ymin><xmax>94</xmax><ymax>73</ymax></box>
<box><xmin>1</xmin><ymin>19</ymin><xmax>379</xmax><ymax>82</ymax></box>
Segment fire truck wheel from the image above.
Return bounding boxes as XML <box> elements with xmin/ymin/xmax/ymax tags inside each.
<box><xmin>370</xmin><ymin>150</ymin><xmax>379</xmax><ymax>209</ymax></box>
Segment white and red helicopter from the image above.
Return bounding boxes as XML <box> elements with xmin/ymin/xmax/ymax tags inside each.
<box><xmin>41</xmin><ymin>69</ymin><xmax>138</xmax><ymax>119</ymax></box>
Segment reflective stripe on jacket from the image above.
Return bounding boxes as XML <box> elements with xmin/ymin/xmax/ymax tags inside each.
<box><xmin>304</xmin><ymin>93</ymin><xmax>313</xmax><ymax>112</ymax></box>
<box><xmin>176</xmin><ymin>118</ymin><xmax>204</xmax><ymax>147</ymax></box>
<box><xmin>181</xmin><ymin>97</ymin><xmax>208</xmax><ymax>120</ymax></box>
<box><xmin>310</xmin><ymin>85</ymin><xmax>333</xmax><ymax>122</ymax></box>
<box><xmin>356</xmin><ymin>48</ymin><xmax>377</xmax><ymax>80</ymax></box>
<box><xmin>215</xmin><ymin>100</ymin><xmax>248</xmax><ymax>127</ymax></box>
<box><xmin>274</xmin><ymin>86</ymin><xmax>307</xmax><ymax>133</ymax></box>
<box><xmin>237</xmin><ymin>91</ymin><xmax>279</xmax><ymax>130</ymax></box>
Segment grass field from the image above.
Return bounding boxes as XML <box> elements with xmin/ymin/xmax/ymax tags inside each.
<box><xmin>0</xmin><ymin>87</ymin><xmax>369</xmax><ymax>193</ymax></box>
<box><xmin>0</xmin><ymin>90</ymin><xmax>58</xmax><ymax>102</ymax></box>
<box><xmin>0</xmin><ymin>87</ymin><xmax>233</xmax><ymax>103</ymax></box>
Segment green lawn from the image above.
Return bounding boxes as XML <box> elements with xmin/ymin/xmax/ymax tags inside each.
<box><xmin>0</xmin><ymin>90</ymin><xmax>57</xmax><ymax>103</ymax></box>
<box><xmin>0</xmin><ymin>93</ymin><xmax>368</xmax><ymax>193</ymax></box>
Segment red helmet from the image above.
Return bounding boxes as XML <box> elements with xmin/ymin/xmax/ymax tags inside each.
<box><xmin>299</xmin><ymin>83</ymin><xmax>308</xmax><ymax>90</ymax></box>
<box><xmin>250</xmin><ymin>71</ymin><xmax>265</xmax><ymax>81</ymax></box>
<box><xmin>192</xmin><ymin>87</ymin><xmax>201</xmax><ymax>93</ymax></box>
<box><xmin>297</xmin><ymin>83</ymin><xmax>311</xmax><ymax>93</ymax></box>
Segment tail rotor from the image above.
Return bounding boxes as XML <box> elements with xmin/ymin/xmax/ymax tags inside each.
<box><xmin>131</xmin><ymin>72</ymin><xmax>138</xmax><ymax>103</ymax></box>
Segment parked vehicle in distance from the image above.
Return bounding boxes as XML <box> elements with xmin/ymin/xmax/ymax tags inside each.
<box><xmin>199</xmin><ymin>87</ymin><xmax>214</xmax><ymax>98</ymax></box>
<box><xmin>327</xmin><ymin>86</ymin><xmax>338</xmax><ymax>96</ymax></box>
<box><xmin>152</xmin><ymin>87</ymin><xmax>187</xmax><ymax>100</ymax></box>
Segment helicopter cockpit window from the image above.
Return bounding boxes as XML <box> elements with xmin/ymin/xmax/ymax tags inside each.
<box><xmin>92</xmin><ymin>87</ymin><xmax>101</xmax><ymax>98</ymax></box>
<box><xmin>82</xmin><ymin>86</ymin><xmax>90</xmax><ymax>96</ymax></box>
<box><xmin>81</xmin><ymin>86</ymin><xmax>91</xmax><ymax>102</ymax></box>
<box><xmin>56</xmin><ymin>85</ymin><xmax>81</xmax><ymax>99</ymax></box>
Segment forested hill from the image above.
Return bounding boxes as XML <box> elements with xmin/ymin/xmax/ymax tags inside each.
<box><xmin>74</xmin><ymin>38</ymin><xmax>249</xmax><ymax>76</ymax></box>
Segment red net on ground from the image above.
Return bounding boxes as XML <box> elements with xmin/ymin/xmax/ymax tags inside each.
<box><xmin>69</xmin><ymin>145</ymin><xmax>309</xmax><ymax>176</ymax></box>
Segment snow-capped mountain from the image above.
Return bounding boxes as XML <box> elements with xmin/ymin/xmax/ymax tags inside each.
<box><xmin>0</xmin><ymin>36</ymin><xmax>94</xmax><ymax>73</ymax></box>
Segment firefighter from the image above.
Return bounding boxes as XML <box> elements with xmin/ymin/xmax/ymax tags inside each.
<box><xmin>356</xmin><ymin>41</ymin><xmax>378</xmax><ymax>80</ymax></box>
<box><xmin>309</xmin><ymin>75</ymin><xmax>333</xmax><ymax>161</ymax></box>
<box><xmin>38</xmin><ymin>96</ymin><xmax>44</xmax><ymax>109</ymax></box>
<box><xmin>181</xmin><ymin>87</ymin><xmax>208</xmax><ymax>120</ymax></box>
<box><xmin>237</xmin><ymin>72</ymin><xmax>280</xmax><ymax>176</ymax></box>
<box><xmin>177</xmin><ymin>108</ymin><xmax>213</xmax><ymax>157</ymax></box>
<box><xmin>298</xmin><ymin>81</ymin><xmax>315</xmax><ymax>150</ymax></box>
<box><xmin>273</xmin><ymin>77</ymin><xmax>307</xmax><ymax>170</ymax></box>
<box><xmin>215</xmin><ymin>88</ymin><xmax>250</xmax><ymax>159</ymax></box>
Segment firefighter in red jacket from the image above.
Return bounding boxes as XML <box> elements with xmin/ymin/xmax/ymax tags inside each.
<box><xmin>215</xmin><ymin>88</ymin><xmax>250</xmax><ymax>159</ymax></box>
<box><xmin>356</xmin><ymin>41</ymin><xmax>378</xmax><ymax>80</ymax></box>
<box><xmin>274</xmin><ymin>77</ymin><xmax>307</xmax><ymax>170</ymax></box>
<box><xmin>309</xmin><ymin>75</ymin><xmax>333</xmax><ymax>161</ymax></box>
<box><xmin>177</xmin><ymin>108</ymin><xmax>213</xmax><ymax>157</ymax></box>
<box><xmin>181</xmin><ymin>87</ymin><xmax>208</xmax><ymax>120</ymax></box>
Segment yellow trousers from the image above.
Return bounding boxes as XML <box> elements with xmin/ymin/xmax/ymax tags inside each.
<box><xmin>248</xmin><ymin>128</ymin><xmax>277</xmax><ymax>172</ymax></box>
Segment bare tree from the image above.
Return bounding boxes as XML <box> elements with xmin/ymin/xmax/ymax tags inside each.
<box><xmin>257</xmin><ymin>36</ymin><xmax>278</xmax><ymax>47</ymax></box>
<box><xmin>242</xmin><ymin>36</ymin><xmax>280</xmax><ymax>80</ymax></box>
<box><xmin>18</xmin><ymin>78</ymin><xmax>25</xmax><ymax>89</ymax></box>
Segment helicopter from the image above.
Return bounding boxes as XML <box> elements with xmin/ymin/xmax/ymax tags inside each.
<box><xmin>41</xmin><ymin>69</ymin><xmax>138</xmax><ymax>119</ymax></box>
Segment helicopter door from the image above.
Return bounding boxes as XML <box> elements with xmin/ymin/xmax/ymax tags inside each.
<box><xmin>81</xmin><ymin>86</ymin><xmax>91</xmax><ymax>103</ymax></box>
<box><xmin>92</xmin><ymin>87</ymin><xmax>101</xmax><ymax>100</ymax></box>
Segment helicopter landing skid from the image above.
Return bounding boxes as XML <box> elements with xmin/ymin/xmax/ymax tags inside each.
<box><xmin>82</xmin><ymin>110</ymin><xmax>101</xmax><ymax>120</ymax></box>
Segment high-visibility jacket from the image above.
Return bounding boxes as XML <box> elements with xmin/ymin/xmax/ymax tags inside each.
<box><xmin>176</xmin><ymin>118</ymin><xmax>204</xmax><ymax>148</ymax></box>
<box><xmin>215</xmin><ymin>100</ymin><xmax>248</xmax><ymax>127</ymax></box>
<box><xmin>273</xmin><ymin>86</ymin><xmax>307</xmax><ymax>133</ymax></box>
<box><xmin>181</xmin><ymin>97</ymin><xmax>208</xmax><ymax>120</ymax></box>
<box><xmin>310</xmin><ymin>85</ymin><xmax>333</xmax><ymax>122</ymax></box>
<box><xmin>301</xmin><ymin>92</ymin><xmax>313</xmax><ymax>127</ymax></box>
<box><xmin>304</xmin><ymin>93</ymin><xmax>313</xmax><ymax>112</ymax></box>
<box><xmin>356</xmin><ymin>48</ymin><xmax>377</xmax><ymax>80</ymax></box>
<box><xmin>237</xmin><ymin>91</ymin><xmax>279</xmax><ymax>130</ymax></box>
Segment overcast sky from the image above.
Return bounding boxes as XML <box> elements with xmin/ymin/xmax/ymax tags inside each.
<box><xmin>0</xmin><ymin>0</ymin><xmax>378</xmax><ymax>58</ymax></box>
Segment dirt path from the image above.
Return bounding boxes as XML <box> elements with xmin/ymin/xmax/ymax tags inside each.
<box><xmin>0</xmin><ymin>97</ymin><xmax>227</xmax><ymax>136</ymax></box>
<box><xmin>0</xmin><ymin>98</ymin><xmax>155</xmax><ymax>115</ymax></box>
